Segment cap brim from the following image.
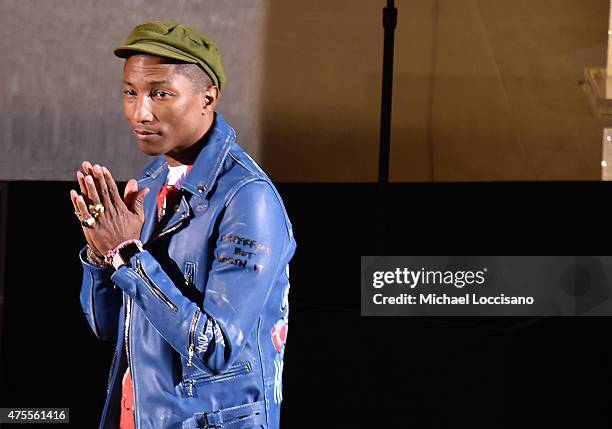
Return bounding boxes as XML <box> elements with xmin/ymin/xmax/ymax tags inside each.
<box><xmin>114</xmin><ymin>41</ymin><xmax>198</xmax><ymax>64</ymax></box>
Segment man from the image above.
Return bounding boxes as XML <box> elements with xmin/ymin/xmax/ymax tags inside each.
<box><xmin>70</xmin><ymin>21</ymin><xmax>296</xmax><ymax>429</ymax></box>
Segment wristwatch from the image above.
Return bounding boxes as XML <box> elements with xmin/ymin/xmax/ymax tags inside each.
<box><xmin>111</xmin><ymin>240</ymin><xmax>144</xmax><ymax>270</ymax></box>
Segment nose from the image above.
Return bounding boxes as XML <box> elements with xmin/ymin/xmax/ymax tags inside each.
<box><xmin>134</xmin><ymin>95</ymin><xmax>154</xmax><ymax>123</ymax></box>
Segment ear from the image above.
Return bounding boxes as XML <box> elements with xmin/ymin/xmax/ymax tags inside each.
<box><xmin>201</xmin><ymin>86</ymin><xmax>220</xmax><ymax>114</ymax></box>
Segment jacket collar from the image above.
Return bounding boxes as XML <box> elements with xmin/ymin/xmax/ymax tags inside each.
<box><xmin>182</xmin><ymin>112</ymin><xmax>235</xmax><ymax>200</ymax></box>
<box><xmin>139</xmin><ymin>112</ymin><xmax>235</xmax><ymax>199</ymax></box>
<box><xmin>139</xmin><ymin>112</ymin><xmax>235</xmax><ymax>244</ymax></box>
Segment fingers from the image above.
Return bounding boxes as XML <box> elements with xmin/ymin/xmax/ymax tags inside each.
<box><xmin>124</xmin><ymin>179</ymin><xmax>149</xmax><ymax>217</ymax></box>
<box><xmin>124</xmin><ymin>179</ymin><xmax>139</xmax><ymax>212</ymax></box>
<box><xmin>134</xmin><ymin>187</ymin><xmax>150</xmax><ymax>218</ymax></box>
<box><xmin>71</xmin><ymin>190</ymin><xmax>95</xmax><ymax>228</ymax></box>
<box><xmin>70</xmin><ymin>189</ymin><xmax>80</xmax><ymax>211</ymax></box>
<box><xmin>77</xmin><ymin>160</ymin><xmax>95</xmax><ymax>203</ymax></box>
<box><xmin>124</xmin><ymin>178</ymin><xmax>138</xmax><ymax>199</ymax></box>
<box><xmin>83</xmin><ymin>174</ymin><xmax>101</xmax><ymax>206</ymax></box>
<box><xmin>79</xmin><ymin>161</ymin><xmax>94</xmax><ymax>197</ymax></box>
<box><xmin>70</xmin><ymin>189</ymin><xmax>102</xmax><ymax>255</ymax></box>
<box><xmin>82</xmin><ymin>161</ymin><xmax>93</xmax><ymax>175</ymax></box>
<box><xmin>91</xmin><ymin>164</ymin><xmax>115</xmax><ymax>214</ymax></box>
<box><xmin>102</xmin><ymin>166</ymin><xmax>124</xmax><ymax>209</ymax></box>
<box><xmin>76</xmin><ymin>171</ymin><xmax>88</xmax><ymax>196</ymax></box>
<box><xmin>79</xmin><ymin>161</ymin><xmax>117</xmax><ymax>213</ymax></box>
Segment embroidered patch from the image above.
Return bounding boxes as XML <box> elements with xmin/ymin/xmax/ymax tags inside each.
<box><xmin>271</xmin><ymin>319</ymin><xmax>288</xmax><ymax>353</ymax></box>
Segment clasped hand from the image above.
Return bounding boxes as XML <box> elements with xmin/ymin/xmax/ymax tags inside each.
<box><xmin>70</xmin><ymin>161</ymin><xmax>150</xmax><ymax>258</ymax></box>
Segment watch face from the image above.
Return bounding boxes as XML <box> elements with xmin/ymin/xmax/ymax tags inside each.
<box><xmin>118</xmin><ymin>242</ymin><xmax>141</xmax><ymax>264</ymax></box>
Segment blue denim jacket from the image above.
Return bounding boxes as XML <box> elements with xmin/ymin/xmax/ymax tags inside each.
<box><xmin>79</xmin><ymin>113</ymin><xmax>296</xmax><ymax>429</ymax></box>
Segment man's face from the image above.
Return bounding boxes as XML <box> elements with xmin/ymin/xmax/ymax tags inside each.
<box><xmin>122</xmin><ymin>55</ymin><xmax>208</xmax><ymax>161</ymax></box>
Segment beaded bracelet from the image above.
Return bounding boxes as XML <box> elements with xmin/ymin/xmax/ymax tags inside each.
<box><xmin>86</xmin><ymin>246</ymin><xmax>108</xmax><ymax>267</ymax></box>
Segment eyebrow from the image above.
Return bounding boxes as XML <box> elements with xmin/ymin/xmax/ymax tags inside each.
<box><xmin>123</xmin><ymin>80</ymin><xmax>169</xmax><ymax>86</ymax></box>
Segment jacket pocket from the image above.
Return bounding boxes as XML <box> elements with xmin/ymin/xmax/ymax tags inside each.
<box><xmin>181</xmin><ymin>361</ymin><xmax>253</xmax><ymax>397</ymax></box>
<box><xmin>182</xmin><ymin>400</ymin><xmax>267</xmax><ymax>428</ymax></box>
<box><xmin>133</xmin><ymin>258</ymin><xmax>178</xmax><ymax>312</ymax></box>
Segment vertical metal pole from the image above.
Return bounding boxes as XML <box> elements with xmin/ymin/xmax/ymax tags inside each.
<box><xmin>603</xmin><ymin>0</ymin><xmax>612</xmax><ymax>179</ymax></box>
<box><xmin>376</xmin><ymin>0</ymin><xmax>397</xmax><ymax>253</ymax></box>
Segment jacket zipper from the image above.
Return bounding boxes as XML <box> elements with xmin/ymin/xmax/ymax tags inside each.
<box><xmin>187</xmin><ymin>310</ymin><xmax>201</xmax><ymax>367</ymax></box>
<box><xmin>106</xmin><ymin>341</ymin><xmax>120</xmax><ymax>394</ymax></box>
<box><xmin>147</xmin><ymin>209</ymin><xmax>190</xmax><ymax>245</ymax></box>
<box><xmin>133</xmin><ymin>258</ymin><xmax>178</xmax><ymax>312</ymax></box>
<box><xmin>157</xmin><ymin>220</ymin><xmax>187</xmax><ymax>240</ymax></box>
<box><xmin>186</xmin><ymin>378</ymin><xmax>196</xmax><ymax>397</ymax></box>
<box><xmin>183</xmin><ymin>361</ymin><xmax>253</xmax><ymax>397</ymax></box>
<box><xmin>125</xmin><ymin>295</ymin><xmax>132</xmax><ymax>372</ymax></box>
<box><xmin>126</xmin><ymin>295</ymin><xmax>141</xmax><ymax>429</ymax></box>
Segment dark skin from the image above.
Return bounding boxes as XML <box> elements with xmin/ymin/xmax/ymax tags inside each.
<box><xmin>70</xmin><ymin>54</ymin><xmax>220</xmax><ymax>257</ymax></box>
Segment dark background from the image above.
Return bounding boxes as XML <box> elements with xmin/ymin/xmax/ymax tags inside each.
<box><xmin>1</xmin><ymin>1</ymin><xmax>611</xmax><ymax>427</ymax></box>
<box><xmin>1</xmin><ymin>181</ymin><xmax>612</xmax><ymax>428</ymax></box>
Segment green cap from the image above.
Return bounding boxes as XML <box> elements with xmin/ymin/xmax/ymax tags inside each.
<box><xmin>114</xmin><ymin>21</ymin><xmax>226</xmax><ymax>89</ymax></box>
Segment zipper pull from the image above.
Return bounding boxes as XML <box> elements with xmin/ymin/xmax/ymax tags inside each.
<box><xmin>188</xmin><ymin>344</ymin><xmax>194</xmax><ymax>367</ymax></box>
<box><xmin>187</xmin><ymin>310</ymin><xmax>201</xmax><ymax>367</ymax></box>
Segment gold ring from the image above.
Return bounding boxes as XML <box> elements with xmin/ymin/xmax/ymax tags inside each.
<box><xmin>81</xmin><ymin>217</ymin><xmax>96</xmax><ymax>228</ymax></box>
<box><xmin>88</xmin><ymin>203</ymin><xmax>105</xmax><ymax>219</ymax></box>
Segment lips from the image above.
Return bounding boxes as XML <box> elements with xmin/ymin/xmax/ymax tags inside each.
<box><xmin>133</xmin><ymin>128</ymin><xmax>161</xmax><ymax>140</ymax></box>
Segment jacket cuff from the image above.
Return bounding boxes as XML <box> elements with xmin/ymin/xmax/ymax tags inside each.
<box><xmin>79</xmin><ymin>246</ymin><xmax>114</xmax><ymax>282</ymax></box>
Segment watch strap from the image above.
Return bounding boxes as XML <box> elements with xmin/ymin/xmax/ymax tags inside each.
<box><xmin>108</xmin><ymin>239</ymin><xmax>144</xmax><ymax>269</ymax></box>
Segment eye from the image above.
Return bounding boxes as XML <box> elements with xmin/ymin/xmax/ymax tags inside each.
<box><xmin>154</xmin><ymin>90</ymin><xmax>172</xmax><ymax>98</ymax></box>
<box><xmin>123</xmin><ymin>89</ymin><xmax>136</xmax><ymax>96</ymax></box>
